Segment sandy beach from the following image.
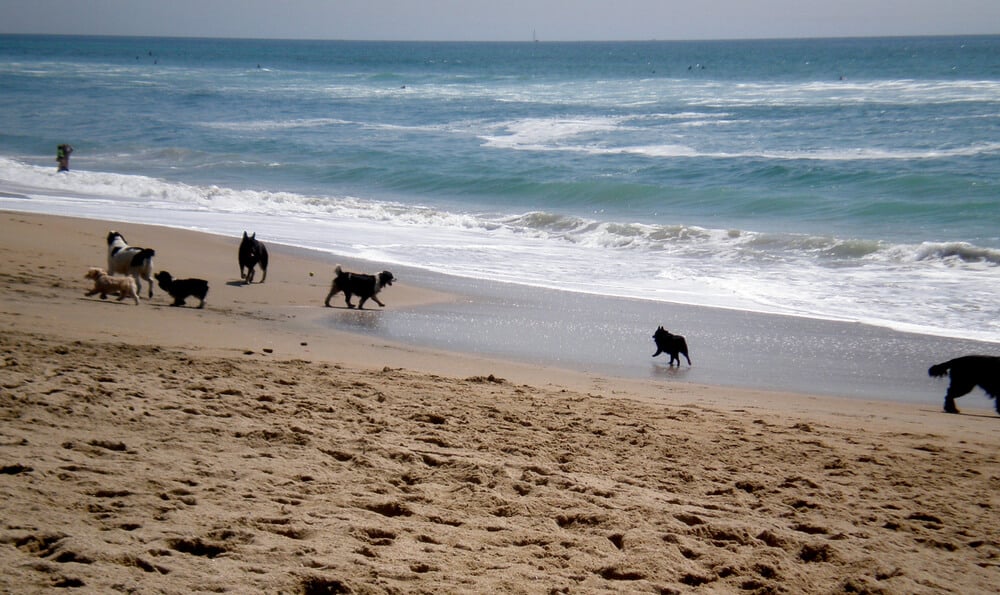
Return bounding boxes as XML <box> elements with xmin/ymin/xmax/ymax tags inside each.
<box><xmin>1</xmin><ymin>211</ymin><xmax>999</xmax><ymax>593</ymax></box>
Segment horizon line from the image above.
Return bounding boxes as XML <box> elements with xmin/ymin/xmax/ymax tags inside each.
<box><xmin>2</xmin><ymin>31</ymin><xmax>999</xmax><ymax>44</ymax></box>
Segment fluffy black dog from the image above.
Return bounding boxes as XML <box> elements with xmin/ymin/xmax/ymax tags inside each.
<box><xmin>239</xmin><ymin>231</ymin><xmax>268</xmax><ymax>284</ymax></box>
<box><xmin>928</xmin><ymin>355</ymin><xmax>1000</xmax><ymax>415</ymax></box>
<box><xmin>154</xmin><ymin>271</ymin><xmax>209</xmax><ymax>309</ymax></box>
<box><xmin>652</xmin><ymin>326</ymin><xmax>691</xmax><ymax>366</ymax></box>
<box><xmin>324</xmin><ymin>264</ymin><xmax>394</xmax><ymax>309</ymax></box>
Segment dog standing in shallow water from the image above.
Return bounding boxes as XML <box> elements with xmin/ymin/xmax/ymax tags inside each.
<box><xmin>324</xmin><ymin>265</ymin><xmax>394</xmax><ymax>309</ymax></box>
<box><xmin>154</xmin><ymin>271</ymin><xmax>209</xmax><ymax>308</ymax></box>
<box><xmin>239</xmin><ymin>231</ymin><xmax>268</xmax><ymax>284</ymax></box>
<box><xmin>107</xmin><ymin>231</ymin><xmax>155</xmax><ymax>299</ymax></box>
<box><xmin>928</xmin><ymin>355</ymin><xmax>1000</xmax><ymax>415</ymax></box>
<box><xmin>652</xmin><ymin>326</ymin><xmax>691</xmax><ymax>366</ymax></box>
<box><xmin>84</xmin><ymin>267</ymin><xmax>139</xmax><ymax>305</ymax></box>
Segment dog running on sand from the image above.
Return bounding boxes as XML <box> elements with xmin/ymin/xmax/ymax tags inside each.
<box><xmin>154</xmin><ymin>271</ymin><xmax>209</xmax><ymax>309</ymax></box>
<box><xmin>84</xmin><ymin>267</ymin><xmax>140</xmax><ymax>305</ymax></box>
<box><xmin>324</xmin><ymin>265</ymin><xmax>395</xmax><ymax>310</ymax></box>
<box><xmin>928</xmin><ymin>355</ymin><xmax>1000</xmax><ymax>415</ymax></box>
<box><xmin>238</xmin><ymin>231</ymin><xmax>268</xmax><ymax>284</ymax></box>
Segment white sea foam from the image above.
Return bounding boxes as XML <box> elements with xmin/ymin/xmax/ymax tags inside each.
<box><xmin>479</xmin><ymin>114</ymin><xmax>1000</xmax><ymax>161</ymax></box>
<box><xmin>201</xmin><ymin>118</ymin><xmax>350</xmax><ymax>132</ymax></box>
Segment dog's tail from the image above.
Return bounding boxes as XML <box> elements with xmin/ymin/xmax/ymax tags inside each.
<box><xmin>928</xmin><ymin>360</ymin><xmax>954</xmax><ymax>378</ymax></box>
<box><xmin>130</xmin><ymin>248</ymin><xmax>156</xmax><ymax>268</ymax></box>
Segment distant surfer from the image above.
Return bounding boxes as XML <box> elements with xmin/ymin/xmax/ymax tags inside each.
<box><xmin>56</xmin><ymin>144</ymin><xmax>73</xmax><ymax>172</ymax></box>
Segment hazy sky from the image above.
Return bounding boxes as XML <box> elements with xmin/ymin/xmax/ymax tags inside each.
<box><xmin>2</xmin><ymin>0</ymin><xmax>998</xmax><ymax>41</ymax></box>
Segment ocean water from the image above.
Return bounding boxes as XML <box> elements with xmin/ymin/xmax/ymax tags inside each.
<box><xmin>1</xmin><ymin>34</ymin><xmax>999</xmax><ymax>344</ymax></box>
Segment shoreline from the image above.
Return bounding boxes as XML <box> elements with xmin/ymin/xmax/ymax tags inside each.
<box><xmin>0</xmin><ymin>173</ymin><xmax>997</xmax><ymax>349</ymax></box>
<box><xmin>2</xmin><ymin>207</ymin><xmax>998</xmax><ymax>409</ymax></box>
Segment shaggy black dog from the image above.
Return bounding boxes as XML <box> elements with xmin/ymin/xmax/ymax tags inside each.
<box><xmin>324</xmin><ymin>264</ymin><xmax>394</xmax><ymax>310</ymax></box>
<box><xmin>239</xmin><ymin>231</ymin><xmax>268</xmax><ymax>284</ymax></box>
<box><xmin>652</xmin><ymin>326</ymin><xmax>691</xmax><ymax>366</ymax></box>
<box><xmin>928</xmin><ymin>355</ymin><xmax>1000</xmax><ymax>415</ymax></box>
<box><xmin>154</xmin><ymin>271</ymin><xmax>209</xmax><ymax>309</ymax></box>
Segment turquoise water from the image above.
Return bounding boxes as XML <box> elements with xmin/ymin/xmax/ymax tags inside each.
<box><xmin>1</xmin><ymin>35</ymin><xmax>998</xmax><ymax>342</ymax></box>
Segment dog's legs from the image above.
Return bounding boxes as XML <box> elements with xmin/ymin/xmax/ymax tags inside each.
<box><xmin>197</xmin><ymin>297</ymin><xmax>206</xmax><ymax>309</ymax></box>
<box><xmin>943</xmin><ymin>379</ymin><xmax>974</xmax><ymax>414</ymax></box>
<box><xmin>145</xmin><ymin>274</ymin><xmax>154</xmax><ymax>299</ymax></box>
<box><xmin>171</xmin><ymin>298</ymin><xmax>186</xmax><ymax>307</ymax></box>
<box><xmin>357</xmin><ymin>296</ymin><xmax>369</xmax><ymax>309</ymax></box>
<box><xmin>683</xmin><ymin>352</ymin><xmax>692</xmax><ymax>365</ymax></box>
<box><xmin>324</xmin><ymin>285</ymin><xmax>340</xmax><ymax>307</ymax></box>
<box><xmin>370</xmin><ymin>296</ymin><xmax>385</xmax><ymax>308</ymax></box>
<box><xmin>344</xmin><ymin>292</ymin><xmax>355</xmax><ymax>309</ymax></box>
<box><xmin>85</xmin><ymin>289</ymin><xmax>100</xmax><ymax>297</ymax></box>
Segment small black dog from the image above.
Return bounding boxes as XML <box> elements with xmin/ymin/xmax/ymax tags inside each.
<box><xmin>324</xmin><ymin>264</ymin><xmax>394</xmax><ymax>310</ymax></box>
<box><xmin>652</xmin><ymin>326</ymin><xmax>691</xmax><ymax>366</ymax></box>
<box><xmin>239</xmin><ymin>231</ymin><xmax>268</xmax><ymax>284</ymax></box>
<box><xmin>155</xmin><ymin>271</ymin><xmax>209</xmax><ymax>309</ymax></box>
<box><xmin>928</xmin><ymin>355</ymin><xmax>1000</xmax><ymax>415</ymax></box>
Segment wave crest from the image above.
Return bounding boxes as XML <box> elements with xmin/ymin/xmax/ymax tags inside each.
<box><xmin>915</xmin><ymin>242</ymin><xmax>1000</xmax><ymax>265</ymax></box>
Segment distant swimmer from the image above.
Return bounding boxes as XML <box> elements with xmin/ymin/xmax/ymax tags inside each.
<box><xmin>56</xmin><ymin>144</ymin><xmax>73</xmax><ymax>172</ymax></box>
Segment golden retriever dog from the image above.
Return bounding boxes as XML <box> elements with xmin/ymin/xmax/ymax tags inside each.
<box><xmin>84</xmin><ymin>267</ymin><xmax>140</xmax><ymax>305</ymax></box>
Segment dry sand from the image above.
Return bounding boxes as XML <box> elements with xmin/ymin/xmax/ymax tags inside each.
<box><xmin>1</xmin><ymin>211</ymin><xmax>998</xmax><ymax>594</ymax></box>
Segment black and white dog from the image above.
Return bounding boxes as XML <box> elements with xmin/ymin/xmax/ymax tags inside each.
<box><xmin>324</xmin><ymin>265</ymin><xmax>394</xmax><ymax>309</ymax></box>
<box><xmin>107</xmin><ymin>231</ymin><xmax>155</xmax><ymax>299</ymax></box>
<box><xmin>154</xmin><ymin>271</ymin><xmax>209</xmax><ymax>309</ymax></box>
<box><xmin>238</xmin><ymin>231</ymin><xmax>268</xmax><ymax>284</ymax></box>
<box><xmin>652</xmin><ymin>326</ymin><xmax>691</xmax><ymax>366</ymax></box>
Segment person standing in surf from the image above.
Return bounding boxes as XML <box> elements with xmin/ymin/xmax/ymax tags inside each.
<box><xmin>56</xmin><ymin>144</ymin><xmax>73</xmax><ymax>172</ymax></box>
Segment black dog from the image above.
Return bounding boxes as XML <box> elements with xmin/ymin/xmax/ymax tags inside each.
<box><xmin>239</xmin><ymin>231</ymin><xmax>268</xmax><ymax>284</ymax></box>
<box><xmin>155</xmin><ymin>271</ymin><xmax>209</xmax><ymax>309</ymax></box>
<box><xmin>652</xmin><ymin>326</ymin><xmax>691</xmax><ymax>366</ymax></box>
<box><xmin>324</xmin><ymin>264</ymin><xmax>394</xmax><ymax>310</ymax></box>
<box><xmin>928</xmin><ymin>355</ymin><xmax>1000</xmax><ymax>415</ymax></box>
